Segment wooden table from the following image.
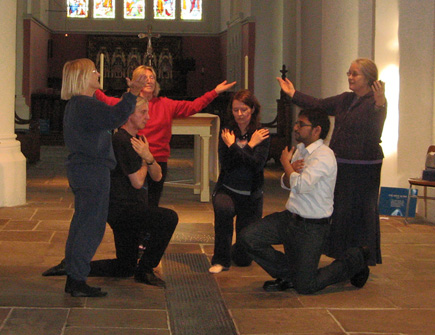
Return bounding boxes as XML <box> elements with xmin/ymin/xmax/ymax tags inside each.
<box><xmin>166</xmin><ymin>113</ymin><xmax>220</xmax><ymax>202</ymax></box>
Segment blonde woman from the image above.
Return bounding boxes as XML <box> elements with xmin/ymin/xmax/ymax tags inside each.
<box><xmin>61</xmin><ymin>58</ymin><xmax>145</xmax><ymax>297</ymax></box>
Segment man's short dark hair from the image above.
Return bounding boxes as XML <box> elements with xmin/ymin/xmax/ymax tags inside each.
<box><xmin>299</xmin><ymin>109</ymin><xmax>330</xmax><ymax>139</ymax></box>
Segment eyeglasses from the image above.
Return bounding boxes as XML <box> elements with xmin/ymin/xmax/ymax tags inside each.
<box><xmin>346</xmin><ymin>71</ymin><xmax>362</xmax><ymax>77</ymax></box>
<box><xmin>294</xmin><ymin>121</ymin><xmax>313</xmax><ymax>128</ymax></box>
<box><xmin>232</xmin><ymin>107</ymin><xmax>251</xmax><ymax>114</ymax></box>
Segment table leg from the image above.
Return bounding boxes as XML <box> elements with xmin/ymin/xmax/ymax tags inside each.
<box><xmin>193</xmin><ymin>135</ymin><xmax>200</xmax><ymax>195</ymax></box>
<box><xmin>200</xmin><ymin>135</ymin><xmax>211</xmax><ymax>202</ymax></box>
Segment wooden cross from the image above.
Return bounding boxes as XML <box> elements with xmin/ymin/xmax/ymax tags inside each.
<box><xmin>280</xmin><ymin>64</ymin><xmax>288</xmax><ymax>80</ymax></box>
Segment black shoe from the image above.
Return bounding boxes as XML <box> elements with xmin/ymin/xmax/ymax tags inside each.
<box><xmin>42</xmin><ymin>259</ymin><xmax>66</xmax><ymax>276</ymax></box>
<box><xmin>65</xmin><ymin>276</ymin><xmax>107</xmax><ymax>297</ymax></box>
<box><xmin>65</xmin><ymin>276</ymin><xmax>102</xmax><ymax>294</ymax></box>
<box><xmin>263</xmin><ymin>278</ymin><xmax>293</xmax><ymax>292</ymax></box>
<box><xmin>135</xmin><ymin>269</ymin><xmax>166</xmax><ymax>288</ymax></box>
<box><xmin>350</xmin><ymin>246</ymin><xmax>371</xmax><ymax>288</ymax></box>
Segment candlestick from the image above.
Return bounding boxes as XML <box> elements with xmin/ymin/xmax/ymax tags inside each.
<box><xmin>244</xmin><ymin>55</ymin><xmax>248</xmax><ymax>89</ymax></box>
<box><xmin>100</xmin><ymin>53</ymin><xmax>104</xmax><ymax>89</ymax></box>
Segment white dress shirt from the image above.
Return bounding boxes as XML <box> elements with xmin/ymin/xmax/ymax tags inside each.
<box><xmin>280</xmin><ymin>139</ymin><xmax>337</xmax><ymax>219</ymax></box>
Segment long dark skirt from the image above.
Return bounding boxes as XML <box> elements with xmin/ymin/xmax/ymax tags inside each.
<box><xmin>325</xmin><ymin>162</ymin><xmax>382</xmax><ymax>265</ymax></box>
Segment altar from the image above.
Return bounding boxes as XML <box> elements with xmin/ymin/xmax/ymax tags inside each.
<box><xmin>166</xmin><ymin>113</ymin><xmax>220</xmax><ymax>202</ymax></box>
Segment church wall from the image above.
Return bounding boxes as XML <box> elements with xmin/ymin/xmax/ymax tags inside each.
<box><xmin>181</xmin><ymin>36</ymin><xmax>223</xmax><ymax>97</ymax></box>
<box><xmin>23</xmin><ymin>18</ymin><xmax>51</xmax><ymax>105</ymax></box>
<box><xmin>397</xmin><ymin>0</ymin><xmax>435</xmax><ymax>219</ymax></box>
<box><xmin>48</xmin><ymin>34</ymin><xmax>88</xmax><ymax>80</ymax></box>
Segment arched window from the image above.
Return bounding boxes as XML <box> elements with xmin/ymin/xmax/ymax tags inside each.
<box><xmin>67</xmin><ymin>0</ymin><xmax>88</xmax><ymax>18</ymax></box>
<box><xmin>66</xmin><ymin>0</ymin><xmax>203</xmax><ymax>20</ymax></box>
<box><xmin>94</xmin><ymin>0</ymin><xmax>115</xmax><ymax>18</ymax></box>
<box><xmin>124</xmin><ymin>0</ymin><xmax>145</xmax><ymax>19</ymax></box>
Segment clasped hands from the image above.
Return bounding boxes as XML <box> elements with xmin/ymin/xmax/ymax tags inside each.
<box><xmin>131</xmin><ymin>135</ymin><xmax>153</xmax><ymax>163</ymax></box>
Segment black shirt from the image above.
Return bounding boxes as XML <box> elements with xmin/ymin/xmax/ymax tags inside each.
<box><xmin>109</xmin><ymin>128</ymin><xmax>148</xmax><ymax>208</ymax></box>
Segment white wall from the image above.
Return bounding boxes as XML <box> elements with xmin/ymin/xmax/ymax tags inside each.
<box><xmin>397</xmin><ymin>0</ymin><xmax>435</xmax><ymax>219</ymax></box>
<box><xmin>251</xmin><ymin>0</ymin><xmax>283</xmax><ymax>124</ymax></box>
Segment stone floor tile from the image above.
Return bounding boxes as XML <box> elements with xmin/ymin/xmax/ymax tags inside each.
<box><xmin>2</xmin><ymin>220</ymin><xmax>39</xmax><ymax>231</ymax></box>
<box><xmin>64</xmin><ymin>328</ymin><xmax>170</xmax><ymax>335</ymax></box>
<box><xmin>0</xmin><ymin>308</ymin><xmax>69</xmax><ymax>335</ymax></box>
<box><xmin>35</xmin><ymin>220</ymin><xmax>71</xmax><ymax>231</ymax></box>
<box><xmin>298</xmin><ymin>284</ymin><xmax>397</xmax><ymax>308</ymax></box>
<box><xmin>0</xmin><ymin>219</ymin><xmax>10</xmax><ymax>229</ymax></box>
<box><xmin>224</xmin><ymin>292</ymin><xmax>302</xmax><ymax>309</ymax></box>
<box><xmin>32</xmin><ymin>208</ymin><xmax>74</xmax><ymax>221</ymax></box>
<box><xmin>85</xmin><ymin>285</ymin><xmax>167</xmax><ymax>310</ymax></box>
<box><xmin>331</xmin><ymin>309</ymin><xmax>435</xmax><ymax>334</ymax></box>
<box><xmin>0</xmin><ymin>207</ymin><xmax>36</xmax><ymax>220</ymax></box>
<box><xmin>0</xmin><ymin>231</ymin><xmax>53</xmax><ymax>243</ymax></box>
<box><xmin>67</xmin><ymin>309</ymin><xmax>168</xmax><ymax>329</ymax></box>
<box><xmin>231</xmin><ymin>308</ymin><xmax>344</xmax><ymax>334</ymax></box>
<box><xmin>381</xmin><ymin>279</ymin><xmax>435</xmax><ymax>308</ymax></box>
<box><xmin>0</xmin><ymin>308</ymin><xmax>11</xmax><ymax>323</ymax></box>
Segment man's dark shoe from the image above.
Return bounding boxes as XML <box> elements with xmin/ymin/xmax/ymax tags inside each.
<box><xmin>42</xmin><ymin>259</ymin><xmax>66</xmax><ymax>276</ymax></box>
<box><xmin>350</xmin><ymin>246</ymin><xmax>371</xmax><ymax>288</ymax></box>
<box><xmin>135</xmin><ymin>270</ymin><xmax>166</xmax><ymax>288</ymax></box>
<box><xmin>65</xmin><ymin>276</ymin><xmax>107</xmax><ymax>297</ymax></box>
<box><xmin>263</xmin><ymin>278</ymin><xmax>293</xmax><ymax>292</ymax></box>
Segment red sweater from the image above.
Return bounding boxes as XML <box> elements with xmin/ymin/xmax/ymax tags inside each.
<box><xmin>95</xmin><ymin>89</ymin><xmax>218</xmax><ymax>162</ymax></box>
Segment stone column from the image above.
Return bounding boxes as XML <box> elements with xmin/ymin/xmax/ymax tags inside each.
<box><xmin>0</xmin><ymin>0</ymin><xmax>27</xmax><ymax>207</ymax></box>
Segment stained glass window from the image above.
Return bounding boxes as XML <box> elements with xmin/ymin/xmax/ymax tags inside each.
<box><xmin>154</xmin><ymin>0</ymin><xmax>176</xmax><ymax>20</ymax></box>
<box><xmin>67</xmin><ymin>0</ymin><xmax>88</xmax><ymax>18</ymax></box>
<box><xmin>181</xmin><ymin>0</ymin><xmax>202</xmax><ymax>20</ymax></box>
<box><xmin>124</xmin><ymin>0</ymin><xmax>145</xmax><ymax>19</ymax></box>
<box><xmin>94</xmin><ymin>0</ymin><xmax>115</xmax><ymax>18</ymax></box>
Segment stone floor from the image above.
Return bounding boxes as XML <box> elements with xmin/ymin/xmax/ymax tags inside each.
<box><xmin>0</xmin><ymin>145</ymin><xmax>434</xmax><ymax>335</ymax></box>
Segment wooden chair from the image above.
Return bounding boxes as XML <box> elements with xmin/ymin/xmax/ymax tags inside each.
<box><xmin>405</xmin><ymin>145</ymin><xmax>435</xmax><ymax>223</ymax></box>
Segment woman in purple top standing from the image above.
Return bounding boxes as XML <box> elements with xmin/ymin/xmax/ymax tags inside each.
<box><xmin>277</xmin><ymin>58</ymin><xmax>387</xmax><ymax>265</ymax></box>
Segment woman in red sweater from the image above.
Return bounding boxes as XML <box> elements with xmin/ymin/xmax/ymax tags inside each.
<box><xmin>96</xmin><ymin>65</ymin><xmax>236</xmax><ymax>206</ymax></box>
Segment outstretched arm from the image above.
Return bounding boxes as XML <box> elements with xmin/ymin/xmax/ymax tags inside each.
<box><xmin>276</xmin><ymin>77</ymin><xmax>296</xmax><ymax>98</ymax></box>
<box><xmin>214</xmin><ymin>80</ymin><xmax>237</xmax><ymax>94</ymax></box>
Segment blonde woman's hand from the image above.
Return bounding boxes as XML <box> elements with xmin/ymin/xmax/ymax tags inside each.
<box><xmin>127</xmin><ymin>74</ymin><xmax>148</xmax><ymax>96</ymax></box>
<box><xmin>248</xmin><ymin>128</ymin><xmax>270</xmax><ymax>148</ymax></box>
